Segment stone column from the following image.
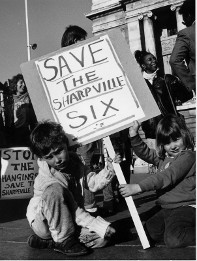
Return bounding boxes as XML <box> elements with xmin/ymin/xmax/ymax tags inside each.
<box><xmin>127</xmin><ymin>17</ymin><xmax>141</xmax><ymax>54</ymax></box>
<box><xmin>171</xmin><ymin>4</ymin><xmax>186</xmax><ymax>31</ymax></box>
<box><xmin>143</xmin><ymin>11</ymin><xmax>156</xmax><ymax>56</ymax></box>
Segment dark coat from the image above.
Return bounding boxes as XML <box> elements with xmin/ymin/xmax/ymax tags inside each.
<box><xmin>170</xmin><ymin>23</ymin><xmax>196</xmax><ymax>93</ymax></box>
<box><xmin>141</xmin><ymin>72</ymin><xmax>177</xmax><ymax>139</ymax></box>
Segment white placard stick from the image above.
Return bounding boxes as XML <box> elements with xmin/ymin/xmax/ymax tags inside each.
<box><xmin>103</xmin><ymin>136</ymin><xmax>150</xmax><ymax>249</ymax></box>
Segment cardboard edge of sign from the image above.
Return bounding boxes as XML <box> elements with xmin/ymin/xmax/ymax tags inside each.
<box><xmin>20</xmin><ymin>29</ymin><xmax>160</xmax><ymax>146</ymax></box>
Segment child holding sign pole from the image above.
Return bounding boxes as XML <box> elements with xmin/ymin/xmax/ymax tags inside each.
<box><xmin>27</xmin><ymin>120</ymin><xmax>121</xmax><ymax>256</ymax></box>
<box><xmin>119</xmin><ymin>114</ymin><xmax>196</xmax><ymax>248</ymax></box>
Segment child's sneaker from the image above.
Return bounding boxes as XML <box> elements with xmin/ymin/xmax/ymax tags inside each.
<box><xmin>28</xmin><ymin>234</ymin><xmax>91</xmax><ymax>256</ymax></box>
<box><xmin>27</xmin><ymin>234</ymin><xmax>55</xmax><ymax>249</ymax></box>
<box><xmin>54</xmin><ymin>236</ymin><xmax>91</xmax><ymax>256</ymax></box>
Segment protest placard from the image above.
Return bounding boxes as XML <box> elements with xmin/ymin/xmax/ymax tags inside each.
<box><xmin>0</xmin><ymin>147</ymin><xmax>38</xmax><ymax>199</ymax></box>
<box><xmin>21</xmin><ymin>29</ymin><xmax>160</xmax><ymax>146</ymax></box>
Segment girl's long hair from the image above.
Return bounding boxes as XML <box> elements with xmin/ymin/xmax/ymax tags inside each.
<box><xmin>156</xmin><ymin>114</ymin><xmax>194</xmax><ymax>158</ymax></box>
<box><xmin>11</xmin><ymin>73</ymin><xmax>26</xmax><ymax>94</ymax></box>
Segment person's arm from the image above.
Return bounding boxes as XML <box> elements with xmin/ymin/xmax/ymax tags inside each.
<box><xmin>75</xmin><ymin>206</ymin><xmax>112</xmax><ymax>238</ymax></box>
<box><xmin>170</xmin><ymin>29</ymin><xmax>195</xmax><ymax>92</ymax></box>
<box><xmin>85</xmin><ymin>154</ymin><xmax>121</xmax><ymax>192</ymax></box>
<box><xmin>70</xmin><ymin>194</ymin><xmax>115</xmax><ymax>239</ymax></box>
<box><xmin>119</xmin><ymin>151</ymin><xmax>195</xmax><ymax>197</ymax></box>
<box><xmin>139</xmin><ymin>151</ymin><xmax>195</xmax><ymax>192</ymax></box>
<box><xmin>129</xmin><ymin>121</ymin><xmax>160</xmax><ymax>166</ymax></box>
<box><xmin>119</xmin><ymin>183</ymin><xmax>142</xmax><ymax>197</ymax></box>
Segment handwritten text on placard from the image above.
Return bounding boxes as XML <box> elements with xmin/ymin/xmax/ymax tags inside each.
<box><xmin>35</xmin><ymin>35</ymin><xmax>145</xmax><ymax>144</ymax></box>
<box><xmin>0</xmin><ymin>148</ymin><xmax>38</xmax><ymax>199</ymax></box>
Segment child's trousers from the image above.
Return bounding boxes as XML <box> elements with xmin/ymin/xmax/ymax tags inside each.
<box><xmin>145</xmin><ymin>206</ymin><xmax>196</xmax><ymax>248</ymax></box>
<box><xmin>30</xmin><ymin>183</ymin><xmax>108</xmax><ymax>247</ymax></box>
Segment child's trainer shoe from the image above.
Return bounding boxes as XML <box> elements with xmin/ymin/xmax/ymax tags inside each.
<box><xmin>28</xmin><ymin>234</ymin><xmax>91</xmax><ymax>257</ymax></box>
<box><xmin>54</xmin><ymin>236</ymin><xmax>91</xmax><ymax>256</ymax></box>
<box><xmin>27</xmin><ymin>234</ymin><xmax>55</xmax><ymax>249</ymax></box>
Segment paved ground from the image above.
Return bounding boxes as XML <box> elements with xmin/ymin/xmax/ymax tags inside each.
<box><xmin>0</xmin><ymin>173</ymin><xmax>195</xmax><ymax>260</ymax></box>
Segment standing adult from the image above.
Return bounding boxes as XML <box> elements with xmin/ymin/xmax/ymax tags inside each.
<box><xmin>6</xmin><ymin>74</ymin><xmax>37</xmax><ymax>146</ymax></box>
<box><xmin>134</xmin><ymin>50</ymin><xmax>186</xmax><ymax>139</ymax></box>
<box><xmin>0</xmin><ymin>82</ymin><xmax>7</xmax><ymax>147</ymax></box>
<box><xmin>170</xmin><ymin>0</ymin><xmax>196</xmax><ymax>95</ymax></box>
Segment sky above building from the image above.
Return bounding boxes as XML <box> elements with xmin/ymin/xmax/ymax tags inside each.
<box><xmin>0</xmin><ymin>0</ymin><xmax>93</xmax><ymax>83</ymax></box>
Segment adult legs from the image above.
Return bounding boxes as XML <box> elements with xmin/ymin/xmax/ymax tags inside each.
<box><xmin>83</xmin><ymin>188</ymin><xmax>97</xmax><ymax>212</ymax></box>
<box><xmin>77</xmin><ymin>142</ymin><xmax>97</xmax><ymax>213</ymax></box>
<box><xmin>102</xmin><ymin>181</ymin><xmax>116</xmax><ymax>214</ymax></box>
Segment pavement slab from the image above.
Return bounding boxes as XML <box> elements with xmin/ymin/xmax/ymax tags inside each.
<box><xmin>0</xmin><ymin>173</ymin><xmax>196</xmax><ymax>260</ymax></box>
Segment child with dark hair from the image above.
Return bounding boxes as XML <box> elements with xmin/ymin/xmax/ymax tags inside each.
<box><xmin>6</xmin><ymin>73</ymin><xmax>37</xmax><ymax>146</ymax></box>
<box><xmin>119</xmin><ymin>114</ymin><xmax>196</xmax><ymax>248</ymax></box>
<box><xmin>61</xmin><ymin>25</ymin><xmax>87</xmax><ymax>47</ymax></box>
<box><xmin>27</xmin><ymin>120</ymin><xmax>120</xmax><ymax>256</ymax></box>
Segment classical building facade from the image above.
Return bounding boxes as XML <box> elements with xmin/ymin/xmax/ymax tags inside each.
<box><xmin>86</xmin><ymin>0</ymin><xmax>196</xmax><ymax>144</ymax></box>
<box><xmin>86</xmin><ymin>0</ymin><xmax>186</xmax><ymax>75</ymax></box>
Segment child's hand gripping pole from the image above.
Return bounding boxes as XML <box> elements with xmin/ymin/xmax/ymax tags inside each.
<box><xmin>102</xmin><ymin>136</ymin><xmax>150</xmax><ymax>250</ymax></box>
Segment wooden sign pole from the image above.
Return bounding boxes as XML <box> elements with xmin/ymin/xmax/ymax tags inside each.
<box><xmin>103</xmin><ymin>136</ymin><xmax>150</xmax><ymax>249</ymax></box>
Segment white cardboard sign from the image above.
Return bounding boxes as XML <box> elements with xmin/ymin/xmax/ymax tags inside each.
<box><xmin>35</xmin><ymin>35</ymin><xmax>144</xmax><ymax>144</ymax></box>
<box><xmin>21</xmin><ymin>30</ymin><xmax>160</xmax><ymax>146</ymax></box>
<box><xmin>0</xmin><ymin>147</ymin><xmax>38</xmax><ymax>199</ymax></box>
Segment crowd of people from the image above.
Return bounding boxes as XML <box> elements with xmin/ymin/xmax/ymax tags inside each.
<box><xmin>0</xmin><ymin>0</ymin><xmax>195</xmax><ymax>257</ymax></box>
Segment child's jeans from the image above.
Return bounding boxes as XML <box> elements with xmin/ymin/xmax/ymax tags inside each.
<box><xmin>77</xmin><ymin>142</ymin><xmax>97</xmax><ymax>212</ymax></box>
<box><xmin>31</xmin><ymin>183</ymin><xmax>108</xmax><ymax>248</ymax></box>
<box><xmin>145</xmin><ymin>206</ymin><xmax>196</xmax><ymax>248</ymax></box>
<box><xmin>31</xmin><ymin>183</ymin><xmax>76</xmax><ymax>243</ymax></box>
